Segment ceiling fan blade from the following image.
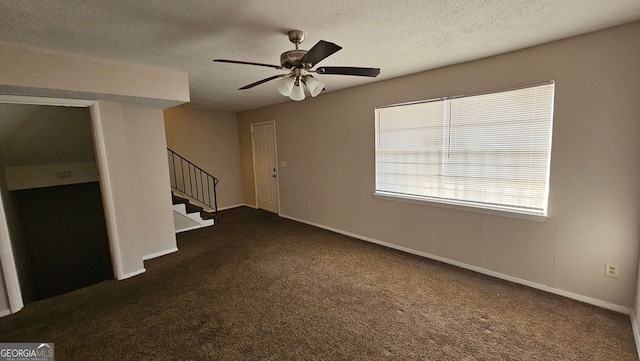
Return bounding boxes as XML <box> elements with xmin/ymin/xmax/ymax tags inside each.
<box><xmin>239</xmin><ymin>74</ymin><xmax>289</xmax><ymax>90</ymax></box>
<box><xmin>316</xmin><ymin>66</ymin><xmax>380</xmax><ymax>77</ymax></box>
<box><xmin>214</xmin><ymin>59</ymin><xmax>282</xmax><ymax>69</ymax></box>
<box><xmin>300</xmin><ymin>40</ymin><xmax>342</xmax><ymax>67</ymax></box>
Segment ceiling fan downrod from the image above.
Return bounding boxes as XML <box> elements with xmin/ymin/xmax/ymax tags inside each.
<box><xmin>288</xmin><ymin>30</ymin><xmax>305</xmax><ymax>49</ymax></box>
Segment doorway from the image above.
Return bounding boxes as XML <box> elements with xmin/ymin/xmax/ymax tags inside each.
<box><xmin>0</xmin><ymin>103</ymin><xmax>112</xmax><ymax>304</ymax></box>
<box><xmin>251</xmin><ymin>122</ymin><xmax>279</xmax><ymax>213</ymax></box>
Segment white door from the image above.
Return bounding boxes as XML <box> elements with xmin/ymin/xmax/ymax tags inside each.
<box><xmin>252</xmin><ymin>122</ymin><xmax>279</xmax><ymax>213</ymax></box>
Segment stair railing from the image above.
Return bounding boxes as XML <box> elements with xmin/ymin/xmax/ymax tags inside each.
<box><xmin>167</xmin><ymin>148</ymin><xmax>218</xmax><ymax>219</ymax></box>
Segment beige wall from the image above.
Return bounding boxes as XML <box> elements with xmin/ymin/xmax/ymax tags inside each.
<box><xmin>0</xmin><ymin>43</ymin><xmax>189</xmax><ymax>108</ymax></box>
<box><xmin>239</xmin><ymin>22</ymin><xmax>640</xmax><ymax>307</ymax></box>
<box><xmin>123</xmin><ymin>107</ymin><xmax>177</xmax><ymax>259</ymax></box>
<box><xmin>5</xmin><ymin>162</ymin><xmax>99</xmax><ymax>190</ymax></box>
<box><xmin>91</xmin><ymin>101</ymin><xmax>145</xmax><ymax>277</ymax></box>
<box><xmin>164</xmin><ymin>107</ymin><xmax>244</xmax><ymax>209</ymax></box>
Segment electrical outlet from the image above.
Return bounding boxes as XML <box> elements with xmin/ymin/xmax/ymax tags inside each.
<box><xmin>306</xmin><ymin>202</ymin><xmax>312</xmax><ymax>210</ymax></box>
<box><xmin>605</xmin><ymin>262</ymin><xmax>619</xmax><ymax>278</ymax></box>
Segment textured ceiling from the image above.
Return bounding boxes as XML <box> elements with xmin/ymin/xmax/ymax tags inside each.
<box><xmin>0</xmin><ymin>1</ymin><xmax>639</xmax><ymax>112</ymax></box>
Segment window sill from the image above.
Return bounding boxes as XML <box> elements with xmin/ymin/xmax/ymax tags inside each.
<box><xmin>373</xmin><ymin>191</ymin><xmax>548</xmax><ymax>222</ymax></box>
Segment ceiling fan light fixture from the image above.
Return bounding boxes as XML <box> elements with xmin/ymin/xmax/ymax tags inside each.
<box><xmin>214</xmin><ymin>31</ymin><xmax>380</xmax><ymax>101</ymax></box>
<box><xmin>275</xmin><ymin>76</ymin><xmax>295</xmax><ymax>96</ymax></box>
<box><xmin>289</xmin><ymin>82</ymin><xmax>305</xmax><ymax>101</ymax></box>
<box><xmin>303</xmin><ymin>75</ymin><xmax>324</xmax><ymax>97</ymax></box>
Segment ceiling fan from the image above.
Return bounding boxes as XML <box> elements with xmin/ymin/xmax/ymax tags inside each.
<box><xmin>214</xmin><ymin>30</ymin><xmax>380</xmax><ymax>101</ymax></box>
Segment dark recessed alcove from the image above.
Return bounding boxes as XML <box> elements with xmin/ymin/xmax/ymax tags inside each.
<box><xmin>14</xmin><ymin>181</ymin><xmax>113</xmax><ymax>302</ymax></box>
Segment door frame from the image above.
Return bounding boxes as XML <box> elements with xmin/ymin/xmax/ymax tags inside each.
<box><xmin>0</xmin><ymin>95</ymin><xmax>121</xmax><ymax>314</ymax></box>
<box><xmin>250</xmin><ymin>120</ymin><xmax>280</xmax><ymax>215</ymax></box>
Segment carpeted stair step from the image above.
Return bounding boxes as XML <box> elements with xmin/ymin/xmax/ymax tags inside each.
<box><xmin>172</xmin><ymin>192</ymin><xmax>204</xmax><ymax>215</ymax></box>
<box><xmin>200</xmin><ymin>211</ymin><xmax>217</xmax><ymax>220</ymax></box>
<box><xmin>172</xmin><ymin>193</ymin><xmax>189</xmax><ymax>206</ymax></box>
<box><xmin>171</xmin><ymin>191</ymin><xmax>216</xmax><ymax>226</ymax></box>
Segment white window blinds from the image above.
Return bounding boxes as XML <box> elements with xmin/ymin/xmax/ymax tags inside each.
<box><xmin>375</xmin><ymin>82</ymin><xmax>555</xmax><ymax>216</ymax></box>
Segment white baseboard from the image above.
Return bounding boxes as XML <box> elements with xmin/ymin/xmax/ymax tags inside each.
<box><xmin>176</xmin><ymin>225</ymin><xmax>204</xmax><ymax>233</ymax></box>
<box><xmin>120</xmin><ymin>268</ymin><xmax>146</xmax><ymax>280</ymax></box>
<box><xmin>218</xmin><ymin>204</ymin><xmax>246</xmax><ymax>211</ymax></box>
<box><xmin>279</xmin><ymin>213</ymin><xmax>631</xmax><ymax>315</ymax></box>
<box><xmin>0</xmin><ymin>308</ymin><xmax>12</xmax><ymax>318</ymax></box>
<box><xmin>143</xmin><ymin>247</ymin><xmax>178</xmax><ymax>261</ymax></box>
<box><xmin>632</xmin><ymin>311</ymin><xmax>640</xmax><ymax>360</ymax></box>
<box><xmin>244</xmin><ymin>203</ymin><xmax>258</xmax><ymax>209</ymax></box>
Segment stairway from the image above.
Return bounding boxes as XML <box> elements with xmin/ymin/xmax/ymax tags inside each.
<box><xmin>167</xmin><ymin>148</ymin><xmax>219</xmax><ymax>233</ymax></box>
<box><xmin>171</xmin><ymin>192</ymin><xmax>216</xmax><ymax>233</ymax></box>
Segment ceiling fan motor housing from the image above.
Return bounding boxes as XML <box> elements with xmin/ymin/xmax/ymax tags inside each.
<box><xmin>280</xmin><ymin>49</ymin><xmax>308</xmax><ymax>68</ymax></box>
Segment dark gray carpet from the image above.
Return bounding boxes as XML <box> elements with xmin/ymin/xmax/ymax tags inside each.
<box><xmin>0</xmin><ymin>206</ymin><xmax>637</xmax><ymax>360</ymax></box>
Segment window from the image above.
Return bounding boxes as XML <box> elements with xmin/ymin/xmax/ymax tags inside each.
<box><xmin>375</xmin><ymin>82</ymin><xmax>555</xmax><ymax>217</ymax></box>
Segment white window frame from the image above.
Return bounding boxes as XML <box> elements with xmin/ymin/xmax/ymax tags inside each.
<box><xmin>374</xmin><ymin>82</ymin><xmax>555</xmax><ymax>221</ymax></box>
